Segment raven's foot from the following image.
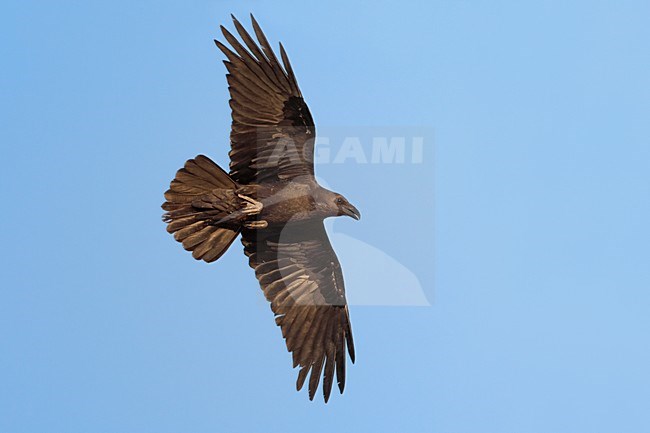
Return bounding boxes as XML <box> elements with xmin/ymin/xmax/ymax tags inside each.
<box><xmin>243</xmin><ymin>220</ymin><xmax>268</xmax><ymax>229</ymax></box>
<box><xmin>238</xmin><ymin>194</ymin><xmax>263</xmax><ymax>215</ymax></box>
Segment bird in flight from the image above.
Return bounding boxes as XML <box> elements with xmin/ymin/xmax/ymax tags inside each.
<box><xmin>162</xmin><ymin>14</ymin><xmax>360</xmax><ymax>402</ymax></box>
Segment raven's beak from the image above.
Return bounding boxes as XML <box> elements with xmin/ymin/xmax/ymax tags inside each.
<box><xmin>342</xmin><ymin>203</ymin><xmax>361</xmax><ymax>220</ymax></box>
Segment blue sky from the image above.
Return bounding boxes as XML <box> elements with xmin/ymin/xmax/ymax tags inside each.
<box><xmin>2</xmin><ymin>1</ymin><xmax>650</xmax><ymax>432</ymax></box>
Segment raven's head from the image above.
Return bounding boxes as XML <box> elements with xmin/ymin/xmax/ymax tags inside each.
<box><xmin>312</xmin><ymin>188</ymin><xmax>360</xmax><ymax>221</ymax></box>
<box><xmin>331</xmin><ymin>194</ymin><xmax>361</xmax><ymax>221</ymax></box>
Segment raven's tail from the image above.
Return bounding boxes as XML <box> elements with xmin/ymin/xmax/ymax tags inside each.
<box><xmin>162</xmin><ymin>155</ymin><xmax>241</xmax><ymax>263</ymax></box>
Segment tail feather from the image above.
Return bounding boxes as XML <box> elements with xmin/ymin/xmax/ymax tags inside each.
<box><xmin>162</xmin><ymin>155</ymin><xmax>240</xmax><ymax>263</ymax></box>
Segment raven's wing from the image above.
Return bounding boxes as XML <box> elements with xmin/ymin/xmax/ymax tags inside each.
<box><xmin>241</xmin><ymin>222</ymin><xmax>355</xmax><ymax>402</ymax></box>
<box><xmin>216</xmin><ymin>15</ymin><xmax>316</xmax><ymax>185</ymax></box>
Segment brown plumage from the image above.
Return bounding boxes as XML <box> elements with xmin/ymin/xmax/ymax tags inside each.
<box><xmin>162</xmin><ymin>14</ymin><xmax>360</xmax><ymax>402</ymax></box>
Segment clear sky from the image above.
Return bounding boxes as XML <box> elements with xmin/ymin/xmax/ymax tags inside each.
<box><xmin>2</xmin><ymin>1</ymin><xmax>650</xmax><ymax>432</ymax></box>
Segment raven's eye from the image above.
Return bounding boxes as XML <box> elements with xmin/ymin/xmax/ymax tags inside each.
<box><xmin>335</xmin><ymin>197</ymin><xmax>344</xmax><ymax>205</ymax></box>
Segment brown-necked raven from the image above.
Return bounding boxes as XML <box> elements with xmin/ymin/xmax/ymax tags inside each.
<box><xmin>162</xmin><ymin>15</ymin><xmax>360</xmax><ymax>402</ymax></box>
